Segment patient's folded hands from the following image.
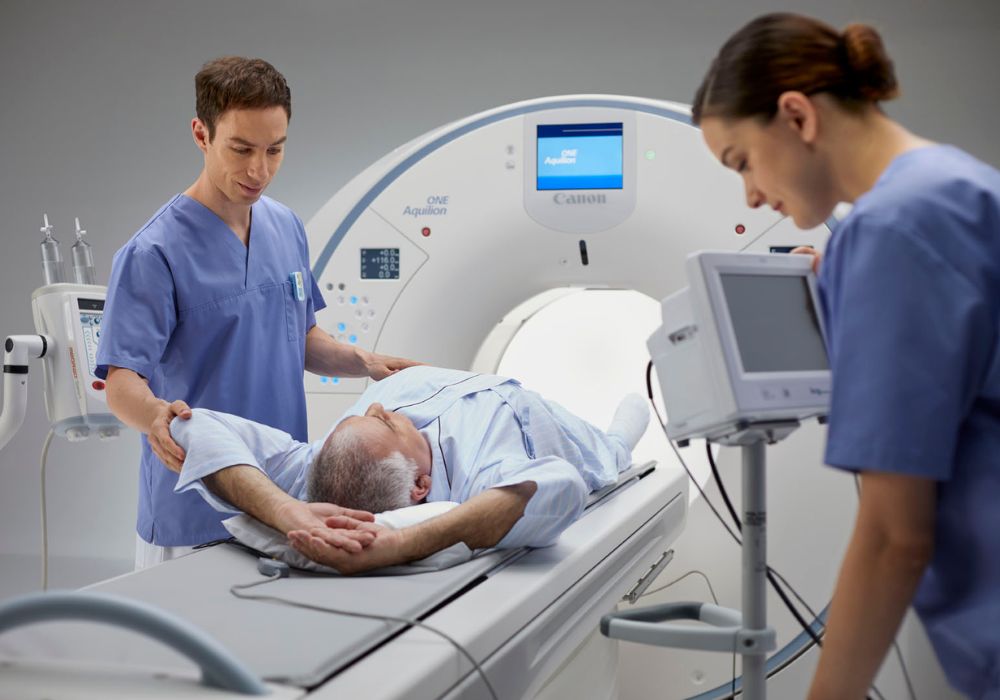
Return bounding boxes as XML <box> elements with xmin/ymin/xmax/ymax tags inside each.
<box><xmin>277</xmin><ymin>500</ymin><xmax>377</xmax><ymax>554</ymax></box>
<box><xmin>288</xmin><ymin>521</ymin><xmax>405</xmax><ymax>575</ymax></box>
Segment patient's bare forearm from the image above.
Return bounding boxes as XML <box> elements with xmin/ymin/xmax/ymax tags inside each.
<box><xmin>202</xmin><ymin>466</ymin><xmax>302</xmax><ymax>533</ymax></box>
<box><xmin>403</xmin><ymin>482</ymin><xmax>537</xmax><ymax>559</ymax></box>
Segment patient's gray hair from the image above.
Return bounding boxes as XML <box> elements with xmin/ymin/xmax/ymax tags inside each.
<box><xmin>307</xmin><ymin>425</ymin><xmax>417</xmax><ymax>513</ymax></box>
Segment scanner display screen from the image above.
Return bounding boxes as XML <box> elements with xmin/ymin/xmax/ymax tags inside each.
<box><xmin>536</xmin><ymin>123</ymin><xmax>623</xmax><ymax>190</ymax></box>
<box><xmin>361</xmin><ymin>248</ymin><xmax>400</xmax><ymax>280</ymax></box>
<box><xmin>720</xmin><ymin>274</ymin><xmax>829</xmax><ymax>373</ymax></box>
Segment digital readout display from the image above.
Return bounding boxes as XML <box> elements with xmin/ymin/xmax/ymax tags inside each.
<box><xmin>361</xmin><ymin>248</ymin><xmax>400</xmax><ymax>279</ymax></box>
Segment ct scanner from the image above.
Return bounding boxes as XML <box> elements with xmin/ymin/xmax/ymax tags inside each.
<box><xmin>0</xmin><ymin>95</ymin><xmax>956</xmax><ymax>699</ymax></box>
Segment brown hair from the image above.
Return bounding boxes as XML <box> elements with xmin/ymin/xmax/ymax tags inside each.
<box><xmin>692</xmin><ymin>13</ymin><xmax>899</xmax><ymax>125</ymax></box>
<box><xmin>195</xmin><ymin>56</ymin><xmax>291</xmax><ymax>139</ymax></box>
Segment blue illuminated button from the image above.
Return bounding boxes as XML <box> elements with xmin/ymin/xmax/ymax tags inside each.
<box><xmin>337</xmin><ymin>322</ymin><xmax>346</xmax><ymax>332</ymax></box>
<box><xmin>349</xmin><ymin>335</ymin><xmax>357</xmax><ymax>344</ymax></box>
<box><xmin>350</xmin><ymin>296</ymin><xmax>358</xmax><ymax>305</ymax></box>
<box><xmin>332</xmin><ymin>377</ymin><xmax>340</xmax><ymax>384</ymax></box>
<box><xmin>321</xmin><ymin>377</ymin><xmax>328</xmax><ymax>383</ymax></box>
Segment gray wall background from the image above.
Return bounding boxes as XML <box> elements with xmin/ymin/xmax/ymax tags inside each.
<box><xmin>0</xmin><ymin>0</ymin><xmax>997</xmax><ymax>578</ymax></box>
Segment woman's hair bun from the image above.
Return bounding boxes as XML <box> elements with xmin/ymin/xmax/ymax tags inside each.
<box><xmin>841</xmin><ymin>23</ymin><xmax>899</xmax><ymax>101</ymax></box>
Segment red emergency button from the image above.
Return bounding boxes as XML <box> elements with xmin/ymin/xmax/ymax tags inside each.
<box><xmin>421</xmin><ymin>227</ymin><xmax>431</xmax><ymax>237</ymax></box>
<box><xmin>92</xmin><ymin>380</ymin><xmax>106</xmax><ymax>391</ymax></box>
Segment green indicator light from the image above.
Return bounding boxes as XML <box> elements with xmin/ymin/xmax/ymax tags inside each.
<box><xmin>645</xmin><ymin>150</ymin><xmax>656</xmax><ymax>160</ymax></box>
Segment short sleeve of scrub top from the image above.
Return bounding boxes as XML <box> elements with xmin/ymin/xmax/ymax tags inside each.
<box><xmin>820</xmin><ymin>217</ymin><xmax>994</xmax><ymax>478</ymax></box>
<box><xmin>96</xmin><ymin>244</ymin><xmax>176</xmax><ymax>381</ymax></box>
<box><xmin>820</xmin><ymin>188</ymin><xmax>997</xmax><ymax>482</ymax></box>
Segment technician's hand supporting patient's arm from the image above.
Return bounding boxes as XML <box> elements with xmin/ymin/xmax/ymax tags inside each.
<box><xmin>105</xmin><ymin>366</ymin><xmax>192</xmax><ymax>471</ymax></box>
<box><xmin>202</xmin><ymin>466</ymin><xmax>377</xmax><ymax>552</ymax></box>
<box><xmin>807</xmin><ymin>472</ymin><xmax>936</xmax><ymax>700</ymax></box>
<box><xmin>305</xmin><ymin>325</ymin><xmax>422</xmax><ymax>381</ymax></box>
<box><xmin>287</xmin><ymin>482</ymin><xmax>538</xmax><ymax>574</ymax></box>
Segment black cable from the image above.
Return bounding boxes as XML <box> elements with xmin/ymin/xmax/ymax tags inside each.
<box><xmin>707</xmin><ymin>440</ymin><xmax>741</xmax><ymax>536</ymax></box>
<box><xmin>760</xmin><ymin>538</ymin><xmax>825</xmax><ymax>649</ymax></box>
<box><xmin>767</xmin><ymin>566</ymin><xmax>823</xmax><ymax>623</ymax></box>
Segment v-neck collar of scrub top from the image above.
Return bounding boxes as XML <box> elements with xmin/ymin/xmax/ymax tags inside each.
<box><xmin>177</xmin><ymin>193</ymin><xmax>262</xmax><ymax>289</ymax></box>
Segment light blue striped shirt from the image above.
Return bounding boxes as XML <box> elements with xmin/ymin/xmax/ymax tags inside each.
<box><xmin>174</xmin><ymin>366</ymin><xmax>631</xmax><ymax>548</ymax></box>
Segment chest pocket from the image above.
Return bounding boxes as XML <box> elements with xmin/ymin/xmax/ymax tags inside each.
<box><xmin>173</xmin><ymin>282</ymin><xmax>292</xmax><ymax>368</ymax></box>
<box><xmin>283</xmin><ymin>280</ymin><xmax>307</xmax><ymax>342</ymax></box>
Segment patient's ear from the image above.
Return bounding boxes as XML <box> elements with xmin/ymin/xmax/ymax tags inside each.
<box><xmin>411</xmin><ymin>474</ymin><xmax>432</xmax><ymax>503</ymax></box>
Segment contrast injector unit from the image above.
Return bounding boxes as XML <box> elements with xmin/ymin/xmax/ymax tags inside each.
<box><xmin>0</xmin><ymin>215</ymin><xmax>122</xmax><ymax>451</ymax></box>
<box><xmin>32</xmin><ymin>215</ymin><xmax>121</xmax><ymax>441</ymax></box>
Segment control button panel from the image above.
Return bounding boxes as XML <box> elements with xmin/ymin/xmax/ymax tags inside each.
<box><xmin>78</xmin><ymin>310</ymin><xmax>103</xmax><ymax>379</ymax></box>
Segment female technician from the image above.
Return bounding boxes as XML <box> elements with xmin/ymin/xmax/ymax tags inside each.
<box><xmin>693</xmin><ymin>13</ymin><xmax>1000</xmax><ymax>699</ymax></box>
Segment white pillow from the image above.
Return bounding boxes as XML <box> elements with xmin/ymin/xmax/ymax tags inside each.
<box><xmin>221</xmin><ymin>501</ymin><xmax>473</xmax><ymax>575</ymax></box>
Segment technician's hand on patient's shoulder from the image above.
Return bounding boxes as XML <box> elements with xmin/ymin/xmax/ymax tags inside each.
<box><xmin>791</xmin><ymin>246</ymin><xmax>822</xmax><ymax>274</ymax></box>
<box><xmin>150</xmin><ymin>399</ymin><xmax>192</xmax><ymax>473</ymax></box>
<box><xmin>365</xmin><ymin>353</ymin><xmax>424</xmax><ymax>381</ymax></box>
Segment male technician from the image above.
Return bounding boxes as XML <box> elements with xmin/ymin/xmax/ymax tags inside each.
<box><xmin>97</xmin><ymin>57</ymin><xmax>418</xmax><ymax>567</ymax></box>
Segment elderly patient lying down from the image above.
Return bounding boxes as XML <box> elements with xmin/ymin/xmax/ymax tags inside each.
<box><xmin>172</xmin><ymin>366</ymin><xmax>650</xmax><ymax>574</ymax></box>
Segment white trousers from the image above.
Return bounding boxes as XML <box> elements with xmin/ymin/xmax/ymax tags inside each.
<box><xmin>134</xmin><ymin>534</ymin><xmax>196</xmax><ymax>570</ymax></box>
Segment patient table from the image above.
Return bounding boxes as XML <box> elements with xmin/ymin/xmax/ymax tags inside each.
<box><xmin>0</xmin><ymin>463</ymin><xmax>685</xmax><ymax>699</ymax></box>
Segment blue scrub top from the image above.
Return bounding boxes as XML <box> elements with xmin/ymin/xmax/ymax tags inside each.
<box><xmin>819</xmin><ymin>145</ymin><xmax>1000</xmax><ymax>698</ymax></box>
<box><xmin>96</xmin><ymin>194</ymin><xmax>325</xmax><ymax>546</ymax></box>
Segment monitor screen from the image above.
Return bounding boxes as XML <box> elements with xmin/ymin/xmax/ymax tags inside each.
<box><xmin>536</xmin><ymin>123</ymin><xmax>623</xmax><ymax>190</ymax></box>
<box><xmin>719</xmin><ymin>274</ymin><xmax>829</xmax><ymax>373</ymax></box>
